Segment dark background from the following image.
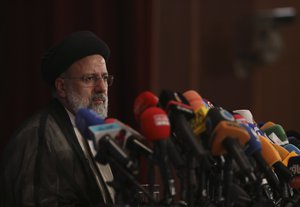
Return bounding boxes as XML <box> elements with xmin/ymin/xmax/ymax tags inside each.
<box><xmin>1</xmin><ymin>0</ymin><xmax>300</xmax><ymax>156</ymax></box>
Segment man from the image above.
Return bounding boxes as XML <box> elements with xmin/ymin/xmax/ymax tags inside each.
<box><xmin>0</xmin><ymin>31</ymin><xmax>115</xmax><ymax>206</ymax></box>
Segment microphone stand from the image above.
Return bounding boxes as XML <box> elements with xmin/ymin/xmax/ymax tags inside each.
<box><xmin>224</xmin><ymin>156</ymin><xmax>234</xmax><ymax>207</ymax></box>
<box><xmin>101</xmin><ymin>155</ymin><xmax>157</xmax><ymax>206</ymax></box>
<box><xmin>212</xmin><ymin>156</ymin><xmax>225</xmax><ymax>205</ymax></box>
<box><xmin>154</xmin><ymin>141</ymin><xmax>176</xmax><ymax>205</ymax></box>
<box><xmin>147</xmin><ymin>156</ymin><xmax>156</xmax><ymax>203</ymax></box>
<box><xmin>185</xmin><ymin>153</ymin><xmax>197</xmax><ymax>206</ymax></box>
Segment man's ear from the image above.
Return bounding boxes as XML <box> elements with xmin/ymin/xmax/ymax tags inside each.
<box><xmin>55</xmin><ymin>78</ymin><xmax>67</xmax><ymax>98</ymax></box>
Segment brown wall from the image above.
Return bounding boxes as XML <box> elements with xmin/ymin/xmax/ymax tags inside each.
<box><xmin>1</xmin><ymin>0</ymin><xmax>300</xmax><ymax>153</ymax></box>
<box><xmin>148</xmin><ymin>0</ymin><xmax>300</xmax><ymax>133</ymax></box>
<box><xmin>251</xmin><ymin>1</ymin><xmax>300</xmax><ymax>132</ymax></box>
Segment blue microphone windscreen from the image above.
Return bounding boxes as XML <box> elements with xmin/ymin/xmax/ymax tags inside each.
<box><xmin>284</xmin><ymin>144</ymin><xmax>300</xmax><ymax>156</ymax></box>
<box><xmin>241</xmin><ymin>124</ymin><xmax>262</xmax><ymax>156</ymax></box>
<box><xmin>75</xmin><ymin>108</ymin><xmax>105</xmax><ymax>139</ymax></box>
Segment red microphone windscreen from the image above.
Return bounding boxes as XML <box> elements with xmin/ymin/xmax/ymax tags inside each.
<box><xmin>140</xmin><ymin>107</ymin><xmax>170</xmax><ymax>141</ymax></box>
<box><xmin>104</xmin><ymin>118</ymin><xmax>116</xmax><ymax>124</ymax></box>
<box><xmin>133</xmin><ymin>91</ymin><xmax>159</xmax><ymax>121</ymax></box>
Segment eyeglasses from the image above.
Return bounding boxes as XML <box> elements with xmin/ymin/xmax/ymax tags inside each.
<box><xmin>61</xmin><ymin>74</ymin><xmax>114</xmax><ymax>87</ymax></box>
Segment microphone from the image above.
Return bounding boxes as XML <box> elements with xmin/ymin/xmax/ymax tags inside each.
<box><xmin>262</xmin><ymin>123</ymin><xmax>289</xmax><ymax>145</ymax></box>
<box><xmin>233</xmin><ymin>113</ymin><xmax>293</xmax><ymax>193</ymax></box>
<box><xmin>238</xmin><ymin>123</ymin><xmax>281</xmax><ymax>191</ymax></box>
<box><xmin>258</xmin><ymin>136</ymin><xmax>293</xmax><ymax>200</ymax></box>
<box><xmin>182</xmin><ymin>90</ymin><xmax>209</xmax><ymax>112</ymax></box>
<box><xmin>104</xmin><ymin>118</ymin><xmax>154</xmax><ymax>158</ymax></box>
<box><xmin>282</xmin><ymin>151</ymin><xmax>298</xmax><ymax>166</ymax></box>
<box><xmin>233</xmin><ymin>112</ymin><xmax>267</xmax><ymax>154</ymax></box>
<box><xmin>287</xmin><ymin>155</ymin><xmax>300</xmax><ymax>189</ymax></box>
<box><xmin>204</xmin><ymin>107</ymin><xmax>248</xmax><ymax>154</ymax></box>
<box><xmin>232</xmin><ymin>113</ymin><xmax>291</xmax><ymax>180</ymax></box>
<box><xmin>159</xmin><ymin>90</ymin><xmax>207</xmax><ymax>157</ymax></box>
<box><xmin>75</xmin><ymin>108</ymin><xmax>137</xmax><ymax>173</ymax></box>
<box><xmin>232</xmin><ymin>113</ymin><xmax>249</xmax><ymax>125</ymax></box>
<box><xmin>272</xmin><ymin>143</ymin><xmax>290</xmax><ymax>160</ymax></box>
<box><xmin>232</xmin><ymin>109</ymin><xmax>255</xmax><ymax>124</ymax></box>
<box><xmin>258</xmin><ymin>136</ymin><xmax>292</xmax><ymax>182</ymax></box>
<box><xmin>139</xmin><ymin>107</ymin><xmax>170</xmax><ymax>141</ymax></box>
<box><xmin>182</xmin><ymin>90</ymin><xmax>209</xmax><ymax>135</ymax></box>
<box><xmin>140</xmin><ymin>106</ymin><xmax>176</xmax><ymax>203</ymax></box>
<box><xmin>105</xmin><ymin>118</ymin><xmax>147</xmax><ymax>141</ymax></box>
<box><xmin>75</xmin><ymin>108</ymin><xmax>105</xmax><ymax>139</ymax></box>
<box><xmin>204</xmin><ymin>107</ymin><xmax>256</xmax><ymax>181</ymax></box>
<box><xmin>283</xmin><ymin>144</ymin><xmax>300</xmax><ymax>156</ymax></box>
<box><xmin>248</xmin><ymin>123</ymin><xmax>267</xmax><ymax>137</ymax></box>
<box><xmin>237</xmin><ymin>123</ymin><xmax>262</xmax><ymax>156</ymax></box>
<box><xmin>288</xmin><ymin>136</ymin><xmax>300</xmax><ymax>150</ymax></box>
<box><xmin>132</xmin><ymin>91</ymin><xmax>186</xmax><ymax>174</ymax></box>
<box><xmin>260</xmin><ymin>121</ymin><xmax>276</xmax><ymax>131</ymax></box>
<box><xmin>261</xmin><ymin>122</ymin><xmax>300</xmax><ymax>159</ymax></box>
<box><xmin>233</xmin><ymin>109</ymin><xmax>255</xmax><ymax>124</ymax></box>
<box><xmin>95</xmin><ymin>134</ymin><xmax>137</xmax><ymax>173</ymax></box>
<box><xmin>232</xmin><ymin>110</ymin><xmax>267</xmax><ymax>137</ymax></box>
<box><xmin>133</xmin><ymin>91</ymin><xmax>159</xmax><ymax>121</ymax></box>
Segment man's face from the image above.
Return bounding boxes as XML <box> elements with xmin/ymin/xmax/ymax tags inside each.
<box><xmin>62</xmin><ymin>54</ymin><xmax>109</xmax><ymax>118</ymax></box>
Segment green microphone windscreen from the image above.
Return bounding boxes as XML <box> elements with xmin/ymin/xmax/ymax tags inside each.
<box><xmin>263</xmin><ymin>124</ymin><xmax>288</xmax><ymax>144</ymax></box>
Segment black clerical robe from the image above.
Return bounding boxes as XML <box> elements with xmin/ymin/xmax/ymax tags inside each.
<box><xmin>0</xmin><ymin>99</ymin><xmax>114</xmax><ymax>207</ymax></box>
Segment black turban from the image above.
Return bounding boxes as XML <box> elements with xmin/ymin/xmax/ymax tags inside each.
<box><xmin>41</xmin><ymin>31</ymin><xmax>110</xmax><ymax>87</ymax></box>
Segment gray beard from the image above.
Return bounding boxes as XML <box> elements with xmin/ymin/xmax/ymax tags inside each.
<box><xmin>66</xmin><ymin>90</ymin><xmax>108</xmax><ymax>118</ymax></box>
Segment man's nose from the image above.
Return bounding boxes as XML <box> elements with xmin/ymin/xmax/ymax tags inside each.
<box><xmin>94</xmin><ymin>78</ymin><xmax>107</xmax><ymax>92</ymax></box>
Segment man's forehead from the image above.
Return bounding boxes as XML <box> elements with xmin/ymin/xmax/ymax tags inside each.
<box><xmin>68</xmin><ymin>54</ymin><xmax>107</xmax><ymax>74</ymax></box>
<box><xmin>75</xmin><ymin>54</ymin><xmax>105</xmax><ymax>65</ymax></box>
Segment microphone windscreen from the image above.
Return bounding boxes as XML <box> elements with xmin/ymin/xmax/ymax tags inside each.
<box><xmin>159</xmin><ymin>90</ymin><xmax>190</xmax><ymax>110</ymax></box>
<box><xmin>133</xmin><ymin>91</ymin><xmax>159</xmax><ymax>121</ymax></box>
<box><xmin>259</xmin><ymin>136</ymin><xmax>282</xmax><ymax>166</ymax></box>
<box><xmin>247</xmin><ymin>123</ymin><xmax>266</xmax><ymax>137</ymax></box>
<box><xmin>205</xmin><ymin>107</ymin><xmax>235</xmax><ymax>134</ymax></box>
<box><xmin>104</xmin><ymin>118</ymin><xmax>145</xmax><ymax>141</ymax></box>
<box><xmin>260</xmin><ymin>121</ymin><xmax>275</xmax><ymax>131</ymax></box>
<box><xmin>287</xmin><ymin>156</ymin><xmax>300</xmax><ymax>188</ymax></box>
<box><xmin>182</xmin><ymin>90</ymin><xmax>207</xmax><ymax>111</ymax></box>
<box><xmin>284</xmin><ymin>144</ymin><xmax>300</xmax><ymax>155</ymax></box>
<box><xmin>233</xmin><ymin>114</ymin><xmax>249</xmax><ymax>125</ymax></box>
<box><xmin>210</xmin><ymin>121</ymin><xmax>250</xmax><ymax>156</ymax></box>
<box><xmin>182</xmin><ymin>90</ymin><xmax>209</xmax><ymax>135</ymax></box>
<box><xmin>232</xmin><ymin>109</ymin><xmax>254</xmax><ymax>124</ymax></box>
<box><xmin>75</xmin><ymin>108</ymin><xmax>105</xmax><ymax>139</ymax></box>
<box><xmin>272</xmin><ymin>143</ymin><xmax>289</xmax><ymax>160</ymax></box>
<box><xmin>287</xmin><ymin>155</ymin><xmax>300</xmax><ymax>176</ymax></box>
<box><xmin>282</xmin><ymin>151</ymin><xmax>298</xmax><ymax>166</ymax></box>
<box><xmin>140</xmin><ymin>107</ymin><xmax>170</xmax><ymax>141</ymax></box>
<box><xmin>263</xmin><ymin>124</ymin><xmax>289</xmax><ymax>144</ymax></box>
<box><xmin>240</xmin><ymin>124</ymin><xmax>262</xmax><ymax>156</ymax></box>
